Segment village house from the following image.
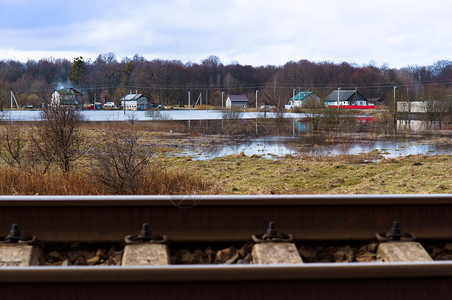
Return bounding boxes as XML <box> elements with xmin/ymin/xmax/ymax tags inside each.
<box><xmin>286</xmin><ymin>91</ymin><xmax>323</xmax><ymax>109</ymax></box>
<box><xmin>51</xmin><ymin>88</ymin><xmax>83</xmax><ymax>107</ymax></box>
<box><xmin>325</xmin><ymin>89</ymin><xmax>374</xmax><ymax>109</ymax></box>
<box><xmin>369</xmin><ymin>97</ymin><xmax>386</xmax><ymax>108</ymax></box>
<box><xmin>120</xmin><ymin>93</ymin><xmax>149</xmax><ymax>111</ymax></box>
<box><xmin>225</xmin><ymin>95</ymin><xmax>248</xmax><ymax>109</ymax></box>
<box><xmin>397</xmin><ymin>100</ymin><xmax>451</xmax><ymax>113</ymax></box>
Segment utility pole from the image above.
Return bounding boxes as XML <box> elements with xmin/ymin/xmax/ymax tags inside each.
<box><xmin>255</xmin><ymin>90</ymin><xmax>259</xmax><ymax>134</ymax></box>
<box><xmin>221</xmin><ymin>91</ymin><xmax>224</xmax><ymax>109</ymax></box>
<box><xmin>123</xmin><ymin>95</ymin><xmax>126</xmax><ymax>115</ymax></box>
<box><xmin>188</xmin><ymin>91</ymin><xmax>190</xmax><ymax>108</ymax></box>
<box><xmin>93</xmin><ymin>85</ymin><xmax>96</xmax><ymax>110</ymax></box>
<box><xmin>393</xmin><ymin>86</ymin><xmax>398</xmax><ymax>127</ymax></box>
<box><xmin>256</xmin><ymin>90</ymin><xmax>259</xmax><ymax>110</ymax></box>
<box><xmin>10</xmin><ymin>91</ymin><xmax>19</xmax><ymax>109</ymax></box>
<box><xmin>337</xmin><ymin>87</ymin><xmax>341</xmax><ymax>110</ymax></box>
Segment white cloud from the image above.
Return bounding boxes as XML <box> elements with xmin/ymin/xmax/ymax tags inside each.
<box><xmin>1</xmin><ymin>0</ymin><xmax>452</xmax><ymax>67</ymax></box>
<box><xmin>0</xmin><ymin>48</ymin><xmax>96</xmax><ymax>62</ymax></box>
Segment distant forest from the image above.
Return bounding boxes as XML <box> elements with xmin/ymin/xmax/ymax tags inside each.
<box><xmin>1</xmin><ymin>53</ymin><xmax>452</xmax><ymax>109</ymax></box>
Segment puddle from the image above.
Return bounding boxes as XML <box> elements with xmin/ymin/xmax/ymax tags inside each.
<box><xmin>179</xmin><ymin>136</ymin><xmax>452</xmax><ymax>160</ymax></box>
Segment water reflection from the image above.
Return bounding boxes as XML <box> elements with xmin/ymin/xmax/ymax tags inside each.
<box><xmin>5</xmin><ymin>110</ymin><xmax>307</xmax><ymax>122</ymax></box>
<box><xmin>182</xmin><ymin>136</ymin><xmax>452</xmax><ymax>160</ymax></box>
<box><xmin>5</xmin><ymin>110</ymin><xmax>450</xmax><ymax>159</ymax></box>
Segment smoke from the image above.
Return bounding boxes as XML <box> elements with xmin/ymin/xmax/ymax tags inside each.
<box><xmin>55</xmin><ymin>80</ymin><xmax>72</xmax><ymax>90</ymax></box>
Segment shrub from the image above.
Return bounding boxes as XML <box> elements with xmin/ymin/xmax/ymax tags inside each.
<box><xmin>90</xmin><ymin>125</ymin><xmax>152</xmax><ymax>194</ymax></box>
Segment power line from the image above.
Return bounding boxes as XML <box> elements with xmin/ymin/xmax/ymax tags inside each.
<box><xmin>5</xmin><ymin>78</ymin><xmax>452</xmax><ymax>95</ymax></box>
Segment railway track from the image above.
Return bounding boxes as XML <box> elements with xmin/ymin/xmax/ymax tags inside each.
<box><xmin>0</xmin><ymin>194</ymin><xmax>451</xmax><ymax>299</ymax></box>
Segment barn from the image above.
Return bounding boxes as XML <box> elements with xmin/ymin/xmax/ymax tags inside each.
<box><xmin>225</xmin><ymin>95</ymin><xmax>248</xmax><ymax>109</ymax></box>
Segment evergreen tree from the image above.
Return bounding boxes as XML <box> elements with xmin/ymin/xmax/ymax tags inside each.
<box><xmin>68</xmin><ymin>56</ymin><xmax>86</xmax><ymax>86</ymax></box>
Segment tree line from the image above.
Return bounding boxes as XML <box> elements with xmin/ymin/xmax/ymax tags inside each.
<box><xmin>1</xmin><ymin>53</ymin><xmax>452</xmax><ymax>109</ymax></box>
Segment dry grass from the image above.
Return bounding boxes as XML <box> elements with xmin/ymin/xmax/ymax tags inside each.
<box><xmin>145</xmin><ymin>167</ymin><xmax>215</xmax><ymax>195</ymax></box>
<box><xmin>0</xmin><ymin>151</ymin><xmax>449</xmax><ymax>196</ymax></box>
<box><xmin>0</xmin><ymin>168</ymin><xmax>101</xmax><ymax>195</ymax></box>
<box><xmin>0</xmin><ymin>122</ymin><xmax>211</xmax><ymax>195</ymax></box>
<box><xmin>0</xmin><ymin>166</ymin><xmax>213</xmax><ymax>195</ymax></box>
<box><xmin>1</xmin><ymin>122</ymin><xmax>450</xmax><ymax>195</ymax></box>
<box><xmin>80</xmin><ymin>121</ymin><xmax>186</xmax><ymax>138</ymax></box>
<box><xmin>175</xmin><ymin>153</ymin><xmax>452</xmax><ymax>195</ymax></box>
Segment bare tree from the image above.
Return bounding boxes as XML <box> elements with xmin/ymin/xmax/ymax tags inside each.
<box><xmin>423</xmin><ymin>86</ymin><xmax>451</xmax><ymax>127</ymax></box>
<box><xmin>32</xmin><ymin>105</ymin><xmax>84</xmax><ymax>173</ymax></box>
<box><xmin>0</xmin><ymin>81</ymin><xmax>10</xmax><ymax>110</ymax></box>
<box><xmin>0</xmin><ymin>119</ymin><xmax>51</xmax><ymax>173</ymax></box>
<box><xmin>1</xmin><ymin>123</ymin><xmax>27</xmax><ymax>168</ymax></box>
<box><xmin>90</xmin><ymin>125</ymin><xmax>152</xmax><ymax>194</ymax></box>
<box><xmin>299</xmin><ymin>96</ymin><xmax>328</xmax><ymax>133</ymax></box>
<box><xmin>261</xmin><ymin>90</ymin><xmax>287</xmax><ymax>135</ymax></box>
<box><xmin>221</xmin><ymin>108</ymin><xmax>244</xmax><ymax>135</ymax></box>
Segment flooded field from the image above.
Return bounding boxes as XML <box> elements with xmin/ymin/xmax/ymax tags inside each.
<box><xmin>178</xmin><ymin>136</ymin><xmax>452</xmax><ymax>160</ymax></box>
<box><xmin>4</xmin><ymin>109</ymin><xmax>305</xmax><ymax>121</ymax></box>
<box><xmin>158</xmin><ymin>117</ymin><xmax>452</xmax><ymax>160</ymax></box>
<box><xmin>5</xmin><ymin>109</ymin><xmax>452</xmax><ymax>159</ymax></box>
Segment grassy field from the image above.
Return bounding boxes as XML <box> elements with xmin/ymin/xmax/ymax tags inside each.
<box><xmin>0</xmin><ymin>122</ymin><xmax>450</xmax><ymax>195</ymax></box>
<box><xmin>166</xmin><ymin>152</ymin><xmax>452</xmax><ymax>195</ymax></box>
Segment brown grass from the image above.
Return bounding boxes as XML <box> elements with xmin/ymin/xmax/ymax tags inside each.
<box><xmin>145</xmin><ymin>168</ymin><xmax>215</xmax><ymax>195</ymax></box>
<box><xmin>0</xmin><ymin>166</ymin><xmax>213</xmax><ymax>195</ymax></box>
<box><xmin>1</xmin><ymin>122</ymin><xmax>450</xmax><ymax>196</ymax></box>
<box><xmin>0</xmin><ymin>168</ymin><xmax>101</xmax><ymax>195</ymax></box>
<box><xmin>0</xmin><ymin>122</ymin><xmax>212</xmax><ymax>195</ymax></box>
<box><xmin>81</xmin><ymin>121</ymin><xmax>186</xmax><ymax>135</ymax></box>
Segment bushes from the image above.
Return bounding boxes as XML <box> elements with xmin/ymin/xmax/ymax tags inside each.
<box><xmin>221</xmin><ymin>108</ymin><xmax>245</xmax><ymax>135</ymax></box>
<box><xmin>89</xmin><ymin>126</ymin><xmax>152</xmax><ymax>194</ymax></box>
<box><xmin>33</xmin><ymin>105</ymin><xmax>85</xmax><ymax>173</ymax></box>
<box><xmin>0</xmin><ymin>122</ymin><xmax>212</xmax><ymax>195</ymax></box>
<box><xmin>0</xmin><ymin>168</ymin><xmax>100</xmax><ymax>195</ymax></box>
<box><xmin>0</xmin><ymin>164</ymin><xmax>212</xmax><ymax>195</ymax></box>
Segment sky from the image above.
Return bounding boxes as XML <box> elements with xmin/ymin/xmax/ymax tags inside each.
<box><xmin>0</xmin><ymin>0</ymin><xmax>451</xmax><ymax>68</ymax></box>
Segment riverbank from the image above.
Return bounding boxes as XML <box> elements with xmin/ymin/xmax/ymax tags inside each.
<box><xmin>164</xmin><ymin>152</ymin><xmax>451</xmax><ymax>195</ymax></box>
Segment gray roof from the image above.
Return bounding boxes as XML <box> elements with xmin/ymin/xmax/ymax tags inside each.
<box><xmin>56</xmin><ymin>88</ymin><xmax>82</xmax><ymax>96</ymax></box>
<box><xmin>121</xmin><ymin>94</ymin><xmax>146</xmax><ymax>101</ymax></box>
<box><xmin>326</xmin><ymin>90</ymin><xmax>367</xmax><ymax>101</ymax></box>
<box><xmin>228</xmin><ymin>95</ymin><xmax>248</xmax><ymax>102</ymax></box>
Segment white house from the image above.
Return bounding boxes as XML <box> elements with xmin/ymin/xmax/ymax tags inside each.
<box><xmin>120</xmin><ymin>93</ymin><xmax>149</xmax><ymax>111</ymax></box>
<box><xmin>226</xmin><ymin>95</ymin><xmax>248</xmax><ymax>109</ymax></box>
<box><xmin>325</xmin><ymin>90</ymin><xmax>374</xmax><ymax>109</ymax></box>
<box><xmin>398</xmin><ymin>100</ymin><xmax>450</xmax><ymax>113</ymax></box>
<box><xmin>51</xmin><ymin>88</ymin><xmax>83</xmax><ymax>106</ymax></box>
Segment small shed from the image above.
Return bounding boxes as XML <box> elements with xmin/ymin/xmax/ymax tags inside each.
<box><xmin>226</xmin><ymin>95</ymin><xmax>248</xmax><ymax>109</ymax></box>
<box><xmin>287</xmin><ymin>92</ymin><xmax>322</xmax><ymax>108</ymax></box>
<box><xmin>51</xmin><ymin>88</ymin><xmax>83</xmax><ymax>106</ymax></box>
<box><xmin>369</xmin><ymin>97</ymin><xmax>386</xmax><ymax>108</ymax></box>
<box><xmin>120</xmin><ymin>93</ymin><xmax>149</xmax><ymax>111</ymax></box>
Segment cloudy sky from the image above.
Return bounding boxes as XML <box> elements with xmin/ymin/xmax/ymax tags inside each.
<box><xmin>0</xmin><ymin>0</ymin><xmax>451</xmax><ymax>67</ymax></box>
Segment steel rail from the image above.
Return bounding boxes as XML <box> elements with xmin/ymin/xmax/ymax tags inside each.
<box><xmin>0</xmin><ymin>194</ymin><xmax>451</xmax><ymax>205</ymax></box>
<box><xmin>1</xmin><ymin>262</ymin><xmax>452</xmax><ymax>282</ymax></box>
<box><xmin>0</xmin><ymin>263</ymin><xmax>451</xmax><ymax>299</ymax></box>
<box><xmin>0</xmin><ymin>194</ymin><xmax>450</xmax><ymax>241</ymax></box>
